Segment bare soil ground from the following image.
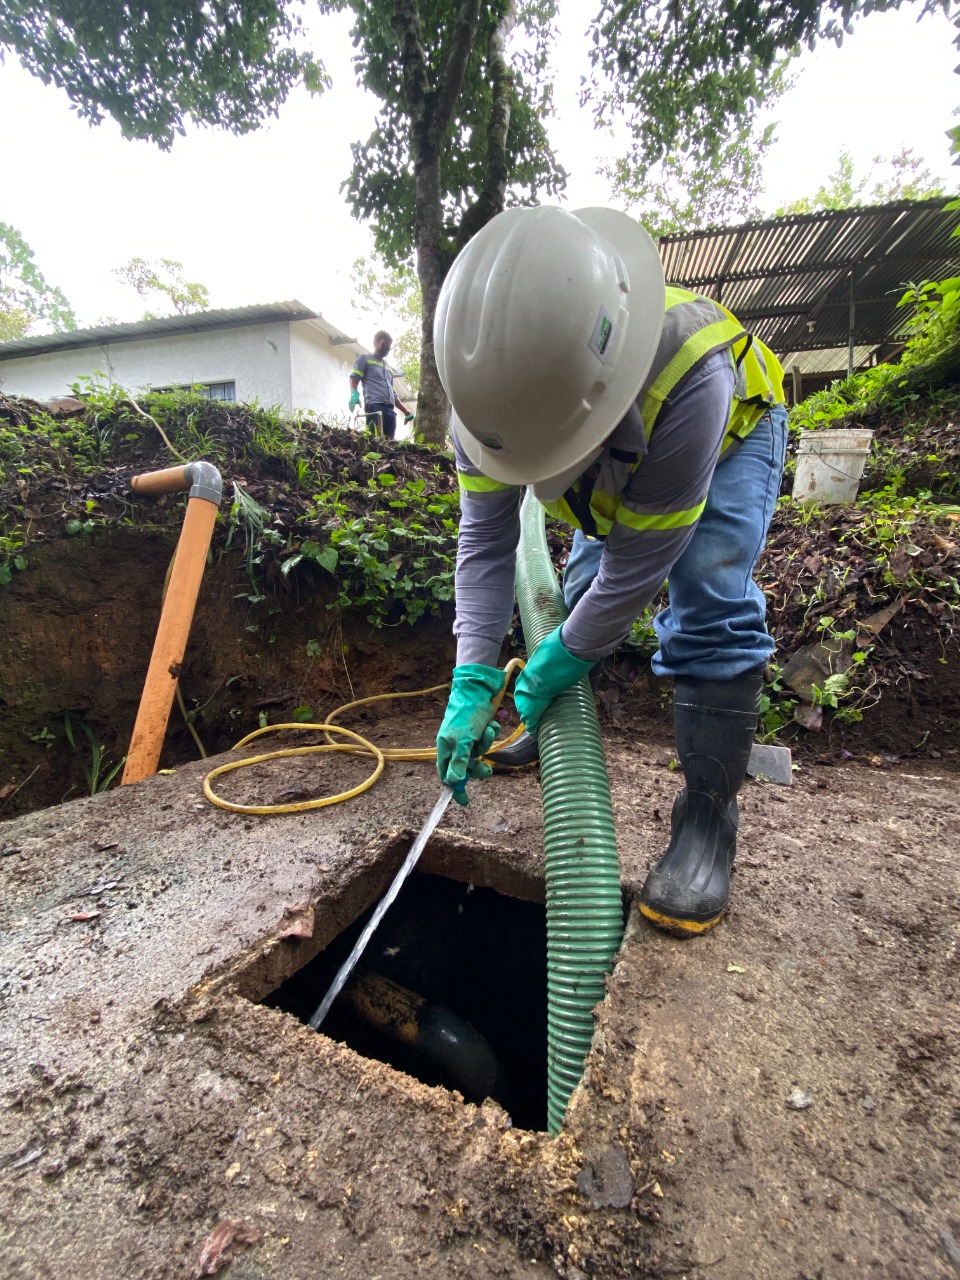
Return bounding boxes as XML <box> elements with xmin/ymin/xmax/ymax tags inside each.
<box><xmin>1</xmin><ymin>714</ymin><xmax>957</xmax><ymax>1280</ymax></box>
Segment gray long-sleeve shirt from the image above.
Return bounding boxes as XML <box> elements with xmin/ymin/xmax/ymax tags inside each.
<box><xmin>453</xmin><ymin>349</ymin><xmax>736</xmax><ymax>667</ymax></box>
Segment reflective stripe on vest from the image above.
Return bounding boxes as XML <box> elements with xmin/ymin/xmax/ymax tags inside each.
<box><xmin>541</xmin><ymin>287</ymin><xmax>785</xmax><ymax>538</ymax></box>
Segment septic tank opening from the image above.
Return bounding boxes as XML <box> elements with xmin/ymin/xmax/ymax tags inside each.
<box><xmin>266</xmin><ymin>870</ymin><xmax>548</xmax><ymax>1132</ymax></box>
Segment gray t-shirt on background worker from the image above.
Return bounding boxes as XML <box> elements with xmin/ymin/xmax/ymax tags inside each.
<box><xmin>351</xmin><ymin>354</ymin><xmax>396</xmax><ymax>406</ymax></box>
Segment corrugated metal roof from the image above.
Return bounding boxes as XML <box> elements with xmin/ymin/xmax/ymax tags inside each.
<box><xmin>778</xmin><ymin>345</ymin><xmax>877</xmax><ymax>376</ymax></box>
<box><xmin>0</xmin><ymin>300</ymin><xmax>320</xmax><ymax>363</ymax></box>
<box><xmin>659</xmin><ymin>197</ymin><xmax>960</xmax><ymax>375</ymax></box>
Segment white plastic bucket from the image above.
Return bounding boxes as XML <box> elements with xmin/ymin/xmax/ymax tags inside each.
<box><xmin>792</xmin><ymin>428</ymin><xmax>874</xmax><ymax>504</ymax></box>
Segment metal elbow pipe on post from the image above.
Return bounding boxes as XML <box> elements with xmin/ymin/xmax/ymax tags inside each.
<box><xmin>515</xmin><ymin>490</ymin><xmax>624</xmax><ymax>1135</ymax></box>
<box><xmin>121</xmin><ymin>462</ymin><xmax>224</xmax><ymax>785</ymax></box>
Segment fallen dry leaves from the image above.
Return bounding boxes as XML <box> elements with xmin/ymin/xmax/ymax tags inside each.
<box><xmin>196</xmin><ymin>1218</ymin><xmax>261</xmax><ymax>1276</ymax></box>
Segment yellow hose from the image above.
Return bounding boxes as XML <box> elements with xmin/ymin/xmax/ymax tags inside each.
<box><xmin>203</xmin><ymin>660</ymin><xmax>525</xmax><ymax>816</ymax></box>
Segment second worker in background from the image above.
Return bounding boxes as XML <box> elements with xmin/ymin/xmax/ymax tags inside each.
<box><xmin>349</xmin><ymin>330</ymin><xmax>412</xmax><ymax>440</ymax></box>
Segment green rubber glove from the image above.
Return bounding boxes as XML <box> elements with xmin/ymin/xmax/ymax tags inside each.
<box><xmin>436</xmin><ymin>664</ymin><xmax>504</xmax><ymax>804</ymax></box>
<box><xmin>404</xmin><ymin>413</ymin><xmax>415</xmax><ymax>424</ymax></box>
<box><xmin>514</xmin><ymin>625</ymin><xmax>596</xmax><ymax>733</ymax></box>
<box><xmin>348</xmin><ymin>389</ymin><xmax>360</xmax><ymax>411</ymax></box>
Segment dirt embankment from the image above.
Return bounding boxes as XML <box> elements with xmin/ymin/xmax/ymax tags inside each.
<box><xmin>2</xmin><ymin>389</ymin><xmax>960</xmax><ymax>822</ymax></box>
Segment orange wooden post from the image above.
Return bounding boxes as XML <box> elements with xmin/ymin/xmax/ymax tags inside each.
<box><xmin>121</xmin><ymin>463</ymin><xmax>223</xmax><ymax>785</ymax></box>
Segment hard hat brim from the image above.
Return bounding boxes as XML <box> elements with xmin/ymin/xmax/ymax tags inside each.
<box><xmin>457</xmin><ymin>208</ymin><xmax>665</xmax><ymax>487</ymax></box>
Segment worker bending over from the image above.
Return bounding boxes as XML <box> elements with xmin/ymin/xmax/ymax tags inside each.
<box><xmin>433</xmin><ymin>206</ymin><xmax>787</xmax><ymax>936</ymax></box>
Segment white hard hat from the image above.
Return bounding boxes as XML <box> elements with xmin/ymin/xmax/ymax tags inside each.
<box><xmin>435</xmin><ymin>205</ymin><xmax>665</xmax><ymax>487</ymax></box>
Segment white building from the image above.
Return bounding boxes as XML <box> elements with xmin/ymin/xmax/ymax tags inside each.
<box><xmin>0</xmin><ymin>301</ymin><xmax>411</xmax><ymax>420</ymax></box>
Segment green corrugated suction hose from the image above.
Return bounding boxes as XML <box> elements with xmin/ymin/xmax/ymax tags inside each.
<box><xmin>515</xmin><ymin>491</ymin><xmax>625</xmax><ymax>1135</ymax></box>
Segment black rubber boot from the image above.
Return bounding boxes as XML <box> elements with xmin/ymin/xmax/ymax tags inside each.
<box><xmin>638</xmin><ymin>670</ymin><xmax>762</xmax><ymax>936</ymax></box>
<box><xmin>487</xmin><ymin>727</ymin><xmax>540</xmax><ymax>770</ymax></box>
<box><xmin>486</xmin><ymin>666</ymin><xmax>603</xmax><ymax>771</ymax></box>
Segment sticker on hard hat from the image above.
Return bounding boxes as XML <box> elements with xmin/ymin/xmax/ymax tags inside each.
<box><xmin>589</xmin><ymin>307</ymin><xmax>615</xmax><ymax>362</ymax></box>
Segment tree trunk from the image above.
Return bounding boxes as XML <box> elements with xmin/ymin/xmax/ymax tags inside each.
<box><xmin>415</xmin><ymin>14</ymin><xmax>514</xmax><ymax>445</ymax></box>
<box><xmin>391</xmin><ymin>0</ymin><xmax>482</xmax><ymax>447</ymax></box>
<box><xmin>414</xmin><ymin>160</ymin><xmax>451</xmax><ymax>446</ymax></box>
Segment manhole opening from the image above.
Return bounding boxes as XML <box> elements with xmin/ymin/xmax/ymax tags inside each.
<box><xmin>266</xmin><ymin>869</ymin><xmax>548</xmax><ymax>1132</ymax></box>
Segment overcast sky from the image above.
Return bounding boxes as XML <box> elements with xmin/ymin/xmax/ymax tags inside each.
<box><xmin>1</xmin><ymin>3</ymin><xmax>956</xmax><ymax>338</ymax></box>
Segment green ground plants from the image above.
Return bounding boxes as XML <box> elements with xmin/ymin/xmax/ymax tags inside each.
<box><xmin>63</xmin><ymin>710</ymin><xmax>126</xmax><ymax>795</ymax></box>
<box><xmin>0</xmin><ymin>384</ymin><xmax>463</xmax><ymax>631</ymax></box>
<box><xmin>280</xmin><ymin>473</ymin><xmax>459</xmax><ymax>627</ymax></box>
<box><xmin>790</xmin><ymin>272</ymin><xmax>960</xmax><ymax>439</ymax></box>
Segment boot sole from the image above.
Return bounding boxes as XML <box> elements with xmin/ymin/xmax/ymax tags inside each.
<box><xmin>637</xmin><ymin>900</ymin><xmax>723</xmax><ymax>935</ymax></box>
<box><xmin>487</xmin><ymin>757</ymin><xmax>539</xmax><ymax>773</ymax></box>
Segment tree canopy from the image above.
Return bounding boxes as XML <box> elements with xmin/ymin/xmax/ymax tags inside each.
<box><xmin>585</xmin><ymin>0</ymin><xmax>952</xmax><ymax>175</ymax></box>
<box><xmin>331</xmin><ymin>0</ymin><xmax>565</xmax><ymax>269</ymax></box>
<box><xmin>0</xmin><ymin>222</ymin><xmax>75</xmax><ymax>341</ymax></box>
<box><xmin>114</xmin><ymin>258</ymin><xmax>210</xmax><ymax>319</ymax></box>
<box><xmin>606</xmin><ymin>66</ymin><xmax>790</xmax><ymax>237</ymax></box>
<box><xmin>0</xmin><ymin>0</ymin><xmax>328</xmax><ymax>146</ymax></box>
<box><xmin>775</xmin><ymin>147</ymin><xmax>949</xmax><ymax>215</ymax></box>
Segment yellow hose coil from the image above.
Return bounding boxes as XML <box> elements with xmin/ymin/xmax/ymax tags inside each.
<box><xmin>203</xmin><ymin>660</ymin><xmax>525</xmax><ymax>816</ymax></box>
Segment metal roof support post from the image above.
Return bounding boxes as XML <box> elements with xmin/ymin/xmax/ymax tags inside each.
<box><xmin>847</xmin><ymin>268</ymin><xmax>857</xmax><ymax>381</ymax></box>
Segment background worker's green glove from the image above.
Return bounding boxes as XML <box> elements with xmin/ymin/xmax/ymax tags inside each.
<box><xmin>436</xmin><ymin>664</ymin><xmax>503</xmax><ymax>804</ymax></box>
<box><xmin>514</xmin><ymin>625</ymin><xmax>596</xmax><ymax>733</ymax></box>
<box><xmin>404</xmin><ymin>413</ymin><xmax>415</xmax><ymax>424</ymax></box>
<box><xmin>348</xmin><ymin>389</ymin><xmax>360</xmax><ymax>411</ymax></box>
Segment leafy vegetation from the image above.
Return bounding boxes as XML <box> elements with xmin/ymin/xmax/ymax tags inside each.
<box><xmin>63</xmin><ymin>710</ymin><xmax>126</xmax><ymax>794</ymax></box>
<box><xmin>0</xmin><ymin>381</ymin><xmax>460</xmax><ymax>630</ymax></box>
<box><xmin>791</xmin><ymin>270</ymin><xmax>960</xmax><ymax>437</ymax></box>
<box><xmin>0</xmin><ymin>221</ymin><xmax>76</xmax><ymax>340</ymax></box>
<box><xmin>114</xmin><ymin>257</ymin><xmax>210</xmax><ymax>319</ymax></box>
<box><xmin>0</xmin><ymin>0</ymin><xmax>326</xmax><ymax>146</ymax></box>
<box><xmin>755</xmin><ymin>268</ymin><xmax>960</xmax><ymax>736</ymax></box>
<box><xmin>606</xmin><ymin>64</ymin><xmax>790</xmax><ymax>236</ymax></box>
<box><xmin>585</xmin><ymin>0</ymin><xmax>953</xmax><ymax>176</ymax></box>
<box><xmin>774</xmin><ymin>146</ymin><xmax>948</xmax><ymax>217</ymax></box>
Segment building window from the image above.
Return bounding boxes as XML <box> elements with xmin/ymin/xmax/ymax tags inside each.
<box><xmin>153</xmin><ymin>381</ymin><xmax>236</xmax><ymax>401</ymax></box>
<box><xmin>202</xmin><ymin>381</ymin><xmax>236</xmax><ymax>401</ymax></box>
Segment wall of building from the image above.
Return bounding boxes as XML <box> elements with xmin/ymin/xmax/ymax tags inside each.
<box><xmin>289</xmin><ymin>322</ymin><xmax>358</xmax><ymax>425</ymax></box>
<box><xmin>0</xmin><ymin>323</ymin><xmax>296</xmax><ymax>409</ymax></box>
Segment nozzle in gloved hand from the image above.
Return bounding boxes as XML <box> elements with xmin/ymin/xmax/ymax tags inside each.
<box><xmin>436</xmin><ymin>664</ymin><xmax>504</xmax><ymax>803</ymax></box>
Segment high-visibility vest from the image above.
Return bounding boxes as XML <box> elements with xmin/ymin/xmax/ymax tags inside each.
<box><xmin>540</xmin><ymin>287</ymin><xmax>785</xmax><ymax>539</ymax></box>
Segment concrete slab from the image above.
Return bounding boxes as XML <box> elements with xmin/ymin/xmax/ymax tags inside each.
<box><xmin>1</xmin><ymin>736</ymin><xmax>958</xmax><ymax>1280</ymax></box>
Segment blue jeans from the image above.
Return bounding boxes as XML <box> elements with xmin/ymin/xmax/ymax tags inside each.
<box><xmin>364</xmin><ymin>402</ymin><xmax>397</xmax><ymax>440</ymax></box>
<box><xmin>562</xmin><ymin>406</ymin><xmax>788</xmax><ymax>681</ymax></box>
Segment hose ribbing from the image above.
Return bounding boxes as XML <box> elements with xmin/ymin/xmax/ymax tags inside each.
<box><xmin>515</xmin><ymin>491</ymin><xmax>624</xmax><ymax>1134</ymax></box>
